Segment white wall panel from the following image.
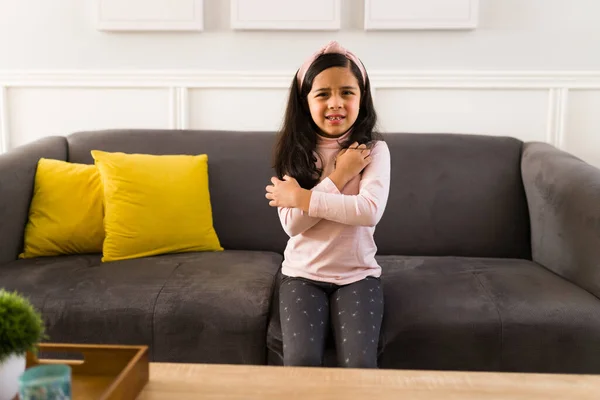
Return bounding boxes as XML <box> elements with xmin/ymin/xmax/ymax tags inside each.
<box><xmin>230</xmin><ymin>0</ymin><xmax>340</xmax><ymax>30</ymax></box>
<box><xmin>564</xmin><ymin>90</ymin><xmax>600</xmax><ymax>168</ymax></box>
<box><xmin>7</xmin><ymin>87</ymin><xmax>170</xmax><ymax>148</ymax></box>
<box><xmin>365</xmin><ymin>0</ymin><xmax>478</xmax><ymax>30</ymax></box>
<box><xmin>375</xmin><ymin>88</ymin><xmax>549</xmax><ymax>143</ymax></box>
<box><xmin>96</xmin><ymin>0</ymin><xmax>203</xmax><ymax>31</ymax></box>
<box><xmin>188</xmin><ymin>88</ymin><xmax>288</xmax><ymax>131</ymax></box>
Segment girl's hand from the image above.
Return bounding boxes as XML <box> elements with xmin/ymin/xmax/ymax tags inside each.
<box><xmin>335</xmin><ymin>142</ymin><xmax>372</xmax><ymax>181</ymax></box>
<box><xmin>266</xmin><ymin>175</ymin><xmax>303</xmax><ymax>208</ymax></box>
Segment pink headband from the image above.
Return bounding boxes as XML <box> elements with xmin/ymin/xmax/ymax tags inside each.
<box><xmin>296</xmin><ymin>41</ymin><xmax>367</xmax><ymax>89</ymax></box>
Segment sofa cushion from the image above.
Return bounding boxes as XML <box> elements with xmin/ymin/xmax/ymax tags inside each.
<box><xmin>20</xmin><ymin>158</ymin><xmax>104</xmax><ymax>259</ymax></box>
<box><xmin>0</xmin><ymin>250</ymin><xmax>282</xmax><ymax>364</ymax></box>
<box><xmin>267</xmin><ymin>256</ymin><xmax>600</xmax><ymax>373</ymax></box>
<box><xmin>91</xmin><ymin>150</ymin><xmax>222</xmax><ymax>262</ymax></box>
<box><xmin>377</xmin><ymin>256</ymin><xmax>600</xmax><ymax>373</ymax></box>
<box><xmin>151</xmin><ymin>251</ymin><xmax>281</xmax><ymax>363</ymax></box>
<box><xmin>374</xmin><ymin>133</ymin><xmax>531</xmax><ymax>259</ymax></box>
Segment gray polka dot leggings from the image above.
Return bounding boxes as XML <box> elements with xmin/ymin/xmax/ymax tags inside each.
<box><xmin>279</xmin><ymin>274</ymin><xmax>384</xmax><ymax>368</ymax></box>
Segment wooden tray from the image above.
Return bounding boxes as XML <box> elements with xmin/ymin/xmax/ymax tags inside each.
<box><xmin>24</xmin><ymin>343</ymin><xmax>149</xmax><ymax>400</ymax></box>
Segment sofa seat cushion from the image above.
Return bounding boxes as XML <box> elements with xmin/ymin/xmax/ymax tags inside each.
<box><xmin>377</xmin><ymin>256</ymin><xmax>600</xmax><ymax>373</ymax></box>
<box><xmin>0</xmin><ymin>250</ymin><xmax>282</xmax><ymax>364</ymax></box>
<box><xmin>267</xmin><ymin>256</ymin><xmax>600</xmax><ymax>373</ymax></box>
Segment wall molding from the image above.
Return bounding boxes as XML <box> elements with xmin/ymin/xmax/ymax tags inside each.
<box><xmin>364</xmin><ymin>0</ymin><xmax>479</xmax><ymax>31</ymax></box>
<box><xmin>2</xmin><ymin>70</ymin><xmax>600</xmax><ymax>89</ymax></box>
<box><xmin>0</xmin><ymin>71</ymin><xmax>293</xmax><ymax>88</ymax></box>
<box><xmin>1</xmin><ymin>70</ymin><xmax>600</xmax><ymax>151</ymax></box>
<box><xmin>369</xmin><ymin>71</ymin><xmax>600</xmax><ymax>89</ymax></box>
<box><xmin>169</xmin><ymin>87</ymin><xmax>189</xmax><ymax>129</ymax></box>
<box><xmin>546</xmin><ymin>88</ymin><xmax>569</xmax><ymax>149</ymax></box>
<box><xmin>96</xmin><ymin>0</ymin><xmax>204</xmax><ymax>32</ymax></box>
<box><xmin>230</xmin><ymin>0</ymin><xmax>341</xmax><ymax>30</ymax></box>
<box><xmin>0</xmin><ymin>86</ymin><xmax>8</xmax><ymax>153</ymax></box>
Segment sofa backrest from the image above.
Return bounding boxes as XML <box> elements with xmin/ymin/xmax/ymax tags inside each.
<box><xmin>376</xmin><ymin>133</ymin><xmax>531</xmax><ymax>259</ymax></box>
<box><xmin>67</xmin><ymin>129</ymin><xmax>288</xmax><ymax>254</ymax></box>
<box><xmin>67</xmin><ymin>129</ymin><xmax>531</xmax><ymax>259</ymax></box>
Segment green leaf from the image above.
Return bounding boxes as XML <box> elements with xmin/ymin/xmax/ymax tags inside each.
<box><xmin>0</xmin><ymin>289</ymin><xmax>47</xmax><ymax>363</ymax></box>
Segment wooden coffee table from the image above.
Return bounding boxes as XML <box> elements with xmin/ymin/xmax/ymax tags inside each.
<box><xmin>137</xmin><ymin>362</ymin><xmax>600</xmax><ymax>399</ymax></box>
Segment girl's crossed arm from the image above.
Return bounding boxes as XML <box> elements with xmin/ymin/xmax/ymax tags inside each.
<box><xmin>302</xmin><ymin>141</ymin><xmax>390</xmax><ymax>227</ymax></box>
<box><xmin>267</xmin><ymin>141</ymin><xmax>391</xmax><ymax>231</ymax></box>
<box><xmin>276</xmin><ymin>179</ymin><xmax>337</xmax><ymax>237</ymax></box>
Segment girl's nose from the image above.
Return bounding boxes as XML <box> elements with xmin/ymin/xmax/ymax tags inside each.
<box><xmin>328</xmin><ymin>96</ymin><xmax>343</xmax><ymax>109</ymax></box>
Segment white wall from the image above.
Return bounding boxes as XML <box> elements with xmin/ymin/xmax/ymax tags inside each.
<box><xmin>1</xmin><ymin>0</ymin><xmax>600</xmax><ymax>167</ymax></box>
<box><xmin>3</xmin><ymin>0</ymin><xmax>600</xmax><ymax>71</ymax></box>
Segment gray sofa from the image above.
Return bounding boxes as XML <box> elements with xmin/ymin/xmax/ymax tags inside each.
<box><xmin>1</xmin><ymin>129</ymin><xmax>599</xmax><ymax>374</ymax></box>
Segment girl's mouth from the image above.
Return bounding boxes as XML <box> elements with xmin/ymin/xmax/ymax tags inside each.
<box><xmin>326</xmin><ymin>115</ymin><xmax>345</xmax><ymax>124</ymax></box>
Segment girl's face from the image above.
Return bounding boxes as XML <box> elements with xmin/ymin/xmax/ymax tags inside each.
<box><xmin>307</xmin><ymin>66</ymin><xmax>361</xmax><ymax>138</ymax></box>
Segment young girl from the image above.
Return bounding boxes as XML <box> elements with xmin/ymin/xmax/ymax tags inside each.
<box><xmin>265</xmin><ymin>41</ymin><xmax>391</xmax><ymax>368</ymax></box>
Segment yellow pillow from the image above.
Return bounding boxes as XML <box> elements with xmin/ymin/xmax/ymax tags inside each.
<box><xmin>91</xmin><ymin>150</ymin><xmax>223</xmax><ymax>262</ymax></box>
<box><xmin>20</xmin><ymin>158</ymin><xmax>104</xmax><ymax>258</ymax></box>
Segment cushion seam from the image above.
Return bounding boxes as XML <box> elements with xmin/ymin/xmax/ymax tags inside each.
<box><xmin>472</xmin><ymin>270</ymin><xmax>504</xmax><ymax>371</ymax></box>
<box><xmin>151</xmin><ymin>262</ymin><xmax>182</xmax><ymax>360</ymax></box>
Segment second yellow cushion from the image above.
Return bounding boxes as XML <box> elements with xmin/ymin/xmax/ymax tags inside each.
<box><xmin>91</xmin><ymin>150</ymin><xmax>223</xmax><ymax>262</ymax></box>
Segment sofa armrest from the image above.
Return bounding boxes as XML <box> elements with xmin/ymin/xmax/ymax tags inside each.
<box><xmin>521</xmin><ymin>142</ymin><xmax>600</xmax><ymax>298</ymax></box>
<box><xmin>0</xmin><ymin>136</ymin><xmax>68</xmax><ymax>265</ymax></box>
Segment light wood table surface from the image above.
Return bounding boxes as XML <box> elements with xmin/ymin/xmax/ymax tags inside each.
<box><xmin>137</xmin><ymin>362</ymin><xmax>600</xmax><ymax>399</ymax></box>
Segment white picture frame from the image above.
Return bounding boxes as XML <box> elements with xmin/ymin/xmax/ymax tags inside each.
<box><xmin>364</xmin><ymin>0</ymin><xmax>478</xmax><ymax>30</ymax></box>
<box><xmin>230</xmin><ymin>0</ymin><xmax>341</xmax><ymax>30</ymax></box>
<box><xmin>96</xmin><ymin>0</ymin><xmax>204</xmax><ymax>31</ymax></box>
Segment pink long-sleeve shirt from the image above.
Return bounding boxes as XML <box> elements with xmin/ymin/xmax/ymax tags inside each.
<box><xmin>278</xmin><ymin>132</ymin><xmax>391</xmax><ymax>285</ymax></box>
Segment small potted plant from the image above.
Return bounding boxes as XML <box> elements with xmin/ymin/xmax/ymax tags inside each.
<box><xmin>0</xmin><ymin>289</ymin><xmax>46</xmax><ymax>400</ymax></box>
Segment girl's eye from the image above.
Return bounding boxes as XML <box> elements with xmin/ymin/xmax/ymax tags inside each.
<box><xmin>343</xmin><ymin>91</ymin><xmax>354</xmax><ymax>95</ymax></box>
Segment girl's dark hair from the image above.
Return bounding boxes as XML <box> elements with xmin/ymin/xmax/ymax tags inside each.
<box><xmin>272</xmin><ymin>53</ymin><xmax>383</xmax><ymax>189</ymax></box>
